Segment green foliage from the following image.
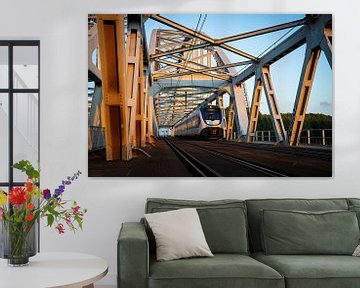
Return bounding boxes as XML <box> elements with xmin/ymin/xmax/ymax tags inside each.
<box><xmin>12</xmin><ymin>160</ymin><xmax>40</xmax><ymax>181</ymax></box>
<box><xmin>1</xmin><ymin>162</ymin><xmax>86</xmax><ymax>235</ymax></box>
<box><xmin>257</xmin><ymin>112</ymin><xmax>332</xmax><ymax>131</ymax></box>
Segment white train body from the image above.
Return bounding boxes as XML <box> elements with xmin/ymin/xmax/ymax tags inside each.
<box><xmin>174</xmin><ymin>105</ymin><xmax>225</xmax><ymax>139</ymax></box>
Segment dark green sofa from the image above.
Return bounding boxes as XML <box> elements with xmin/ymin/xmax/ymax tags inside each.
<box><xmin>118</xmin><ymin>198</ymin><xmax>360</xmax><ymax>288</ymax></box>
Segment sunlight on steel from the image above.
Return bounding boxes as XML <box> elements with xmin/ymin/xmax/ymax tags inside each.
<box><xmin>150</xmin><ymin>27</ymin><xmax>242</xmax><ymax>127</ymax></box>
<box><xmin>150</xmin><ymin>14</ymin><xmax>258</xmax><ymax>61</ymax></box>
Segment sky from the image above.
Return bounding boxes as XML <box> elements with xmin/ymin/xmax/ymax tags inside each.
<box><xmin>144</xmin><ymin>14</ymin><xmax>332</xmax><ymax>116</ymax></box>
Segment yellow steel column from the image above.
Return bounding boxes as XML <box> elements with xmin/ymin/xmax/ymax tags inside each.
<box><xmin>216</xmin><ymin>94</ymin><xmax>227</xmax><ymax>139</ymax></box>
<box><xmin>136</xmin><ymin>43</ymin><xmax>146</xmax><ymax>147</ymax></box>
<box><xmin>246</xmin><ymin>79</ymin><xmax>263</xmax><ymax>142</ymax></box>
<box><xmin>226</xmin><ymin>101</ymin><xmax>235</xmax><ymax>141</ymax></box>
<box><xmin>125</xmin><ymin>18</ymin><xmax>142</xmax><ymax>149</ymax></box>
<box><xmin>229</xmin><ymin>82</ymin><xmax>250</xmax><ymax>141</ymax></box>
<box><xmin>321</xmin><ymin>25</ymin><xmax>332</xmax><ymax>68</ymax></box>
<box><xmin>261</xmin><ymin>65</ymin><xmax>287</xmax><ymax>142</ymax></box>
<box><xmin>97</xmin><ymin>15</ymin><xmax>127</xmax><ymax>160</ymax></box>
<box><xmin>289</xmin><ymin>47</ymin><xmax>321</xmax><ymax>146</ymax></box>
<box><xmin>146</xmin><ymin>83</ymin><xmax>155</xmax><ymax>144</ymax></box>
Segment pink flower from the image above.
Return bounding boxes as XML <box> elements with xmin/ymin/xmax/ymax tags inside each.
<box><xmin>65</xmin><ymin>214</ymin><xmax>71</xmax><ymax>225</ymax></box>
<box><xmin>72</xmin><ymin>205</ymin><xmax>80</xmax><ymax>215</ymax></box>
<box><xmin>56</xmin><ymin>223</ymin><xmax>65</xmax><ymax>234</ymax></box>
<box><xmin>0</xmin><ymin>208</ymin><xmax>3</xmax><ymax>220</ymax></box>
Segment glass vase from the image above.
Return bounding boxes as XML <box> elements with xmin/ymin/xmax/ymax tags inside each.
<box><xmin>0</xmin><ymin>220</ymin><xmax>37</xmax><ymax>266</ymax></box>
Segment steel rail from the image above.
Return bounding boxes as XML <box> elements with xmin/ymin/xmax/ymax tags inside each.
<box><xmin>211</xmin><ymin>140</ymin><xmax>332</xmax><ymax>161</ymax></box>
<box><xmin>165</xmin><ymin>139</ymin><xmax>221</xmax><ymax>177</ymax></box>
<box><xmin>181</xmin><ymin>141</ymin><xmax>288</xmax><ymax>177</ymax></box>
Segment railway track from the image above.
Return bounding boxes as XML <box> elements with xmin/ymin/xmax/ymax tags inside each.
<box><xmin>165</xmin><ymin>139</ymin><xmax>287</xmax><ymax>177</ymax></box>
<box><xmin>165</xmin><ymin>139</ymin><xmax>221</xmax><ymax>177</ymax></box>
<box><xmin>213</xmin><ymin>140</ymin><xmax>332</xmax><ymax>161</ymax></box>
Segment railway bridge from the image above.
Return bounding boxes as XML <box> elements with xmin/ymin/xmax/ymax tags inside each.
<box><xmin>88</xmin><ymin>14</ymin><xmax>332</xmax><ymax>177</ymax></box>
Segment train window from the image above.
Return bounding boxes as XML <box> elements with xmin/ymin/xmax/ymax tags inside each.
<box><xmin>201</xmin><ymin>107</ymin><xmax>221</xmax><ymax>121</ymax></box>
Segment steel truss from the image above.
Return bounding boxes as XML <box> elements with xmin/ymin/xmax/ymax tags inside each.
<box><xmin>149</xmin><ymin>14</ymin><xmax>332</xmax><ymax>145</ymax></box>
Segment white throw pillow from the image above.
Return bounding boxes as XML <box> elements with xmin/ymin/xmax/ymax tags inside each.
<box><xmin>145</xmin><ymin>208</ymin><xmax>213</xmax><ymax>261</ymax></box>
<box><xmin>353</xmin><ymin>244</ymin><xmax>360</xmax><ymax>256</ymax></box>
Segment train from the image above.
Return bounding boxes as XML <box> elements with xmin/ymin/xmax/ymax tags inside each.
<box><xmin>174</xmin><ymin>105</ymin><xmax>225</xmax><ymax>139</ymax></box>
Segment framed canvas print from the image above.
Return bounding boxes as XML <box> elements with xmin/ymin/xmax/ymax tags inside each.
<box><xmin>88</xmin><ymin>14</ymin><xmax>332</xmax><ymax>177</ymax></box>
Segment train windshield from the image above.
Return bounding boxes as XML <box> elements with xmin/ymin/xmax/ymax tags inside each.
<box><xmin>201</xmin><ymin>107</ymin><xmax>221</xmax><ymax>121</ymax></box>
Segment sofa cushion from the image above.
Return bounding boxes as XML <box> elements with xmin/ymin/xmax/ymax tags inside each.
<box><xmin>348</xmin><ymin>198</ymin><xmax>360</xmax><ymax>207</ymax></box>
<box><xmin>146</xmin><ymin>198</ymin><xmax>249</xmax><ymax>254</ymax></box>
<box><xmin>149</xmin><ymin>254</ymin><xmax>284</xmax><ymax>288</ymax></box>
<box><xmin>349</xmin><ymin>205</ymin><xmax>360</xmax><ymax>228</ymax></box>
<box><xmin>145</xmin><ymin>208</ymin><xmax>213</xmax><ymax>261</ymax></box>
<box><xmin>261</xmin><ymin>209</ymin><xmax>359</xmax><ymax>255</ymax></box>
<box><xmin>252</xmin><ymin>252</ymin><xmax>360</xmax><ymax>288</ymax></box>
<box><xmin>246</xmin><ymin>198</ymin><xmax>349</xmax><ymax>252</ymax></box>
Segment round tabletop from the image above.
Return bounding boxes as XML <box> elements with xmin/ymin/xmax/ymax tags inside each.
<box><xmin>0</xmin><ymin>252</ymin><xmax>108</xmax><ymax>288</ymax></box>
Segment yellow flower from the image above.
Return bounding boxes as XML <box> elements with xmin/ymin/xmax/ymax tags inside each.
<box><xmin>0</xmin><ymin>190</ymin><xmax>7</xmax><ymax>206</ymax></box>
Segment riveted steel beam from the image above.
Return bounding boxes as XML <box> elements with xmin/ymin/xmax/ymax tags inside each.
<box><xmin>149</xmin><ymin>14</ymin><xmax>258</xmax><ymax>61</ymax></box>
<box><xmin>229</xmin><ymin>82</ymin><xmax>250</xmax><ymax>140</ymax></box>
<box><xmin>247</xmin><ymin>78</ymin><xmax>263</xmax><ymax>142</ymax></box>
<box><xmin>261</xmin><ymin>65</ymin><xmax>287</xmax><ymax>142</ymax></box>
<box><xmin>125</xmin><ymin>15</ymin><xmax>143</xmax><ymax>152</ymax></box>
<box><xmin>289</xmin><ymin>47</ymin><xmax>321</xmax><ymax>146</ymax></box>
<box><xmin>216</xmin><ymin>94</ymin><xmax>227</xmax><ymax>138</ymax></box>
<box><xmin>233</xmin><ymin>26</ymin><xmax>308</xmax><ymax>85</ymax></box>
<box><xmin>150</xmin><ymin>42</ymin><xmax>210</xmax><ymax>59</ymax></box>
<box><xmin>321</xmin><ymin>25</ymin><xmax>332</xmax><ymax>68</ymax></box>
<box><xmin>216</xmin><ymin>18</ymin><xmax>307</xmax><ymax>44</ymax></box>
<box><xmin>226</xmin><ymin>100</ymin><xmax>235</xmax><ymax>141</ymax></box>
<box><xmin>97</xmin><ymin>14</ymin><xmax>128</xmax><ymax>160</ymax></box>
<box><xmin>153</xmin><ymin>58</ymin><xmax>231</xmax><ymax>81</ymax></box>
<box><xmin>153</xmin><ymin>60</ymin><xmax>252</xmax><ymax>80</ymax></box>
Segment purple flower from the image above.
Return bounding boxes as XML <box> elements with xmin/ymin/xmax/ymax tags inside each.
<box><xmin>54</xmin><ymin>171</ymin><xmax>82</xmax><ymax>199</ymax></box>
<box><xmin>43</xmin><ymin>189</ymin><xmax>51</xmax><ymax>200</ymax></box>
<box><xmin>54</xmin><ymin>189</ymin><xmax>62</xmax><ymax>196</ymax></box>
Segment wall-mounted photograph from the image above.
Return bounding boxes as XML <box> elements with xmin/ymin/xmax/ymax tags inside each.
<box><xmin>88</xmin><ymin>14</ymin><xmax>332</xmax><ymax>177</ymax></box>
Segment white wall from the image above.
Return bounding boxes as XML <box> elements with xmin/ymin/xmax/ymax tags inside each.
<box><xmin>1</xmin><ymin>0</ymin><xmax>360</xmax><ymax>286</ymax></box>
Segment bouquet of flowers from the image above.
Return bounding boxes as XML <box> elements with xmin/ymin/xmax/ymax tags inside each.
<box><xmin>0</xmin><ymin>160</ymin><xmax>87</xmax><ymax>265</ymax></box>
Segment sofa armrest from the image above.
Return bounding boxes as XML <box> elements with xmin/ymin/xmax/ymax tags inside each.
<box><xmin>118</xmin><ymin>222</ymin><xmax>149</xmax><ymax>288</ymax></box>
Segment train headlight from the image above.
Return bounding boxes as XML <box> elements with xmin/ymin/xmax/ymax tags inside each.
<box><xmin>205</xmin><ymin>120</ymin><xmax>220</xmax><ymax>126</ymax></box>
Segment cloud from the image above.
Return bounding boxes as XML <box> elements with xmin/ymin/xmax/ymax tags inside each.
<box><xmin>320</xmin><ymin>101</ymin><xmax>332</xmax><ymax>108</ymax></box>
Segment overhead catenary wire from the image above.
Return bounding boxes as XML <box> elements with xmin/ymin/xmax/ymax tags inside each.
<box><xmin>175</xmin><ymin>14</ymin><xmax>207</xmax><ymax>87</ymax></box>
<box><xmin>172</xmin><ymin>15</ymin><xmax>209</xmax><ymax>125</ymax></box>
<box><xmin>235</xmin><ymin>26</ymin><xmax>298</xmax><ymax>77</ymax></box>
<box><xmin>156</xmin><ymin>15</ymin><xmax>206</xmax><ymax>127</ymax></box>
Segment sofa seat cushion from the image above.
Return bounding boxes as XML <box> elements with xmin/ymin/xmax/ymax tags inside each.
<box><xmin>252</xmin><ymin>252</ymin><xmax>360</xmax><ymax>288</ymax></box>
<box><xmin>149</xmin><ymin>254</ymin><xmax>284</xmax><ymax>288</ymax></box>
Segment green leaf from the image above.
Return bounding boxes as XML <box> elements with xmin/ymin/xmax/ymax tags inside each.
<box><xmin>12</xmin><ymin>160</ymin><xmax>40</xmax><ymax>180</ymax></box>
<box><xmin>47</xmin><ymin>214</ymin><xmax>54</xmax><ymax>227</ymax></box>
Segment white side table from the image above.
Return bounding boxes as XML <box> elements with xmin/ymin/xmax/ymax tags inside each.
<box><xmin>0</xmin><ymin>252</ymin><xmax>108</xmax><ymax>288</ymax></box>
